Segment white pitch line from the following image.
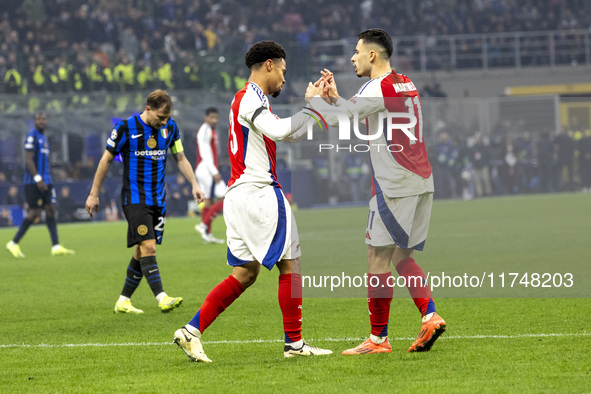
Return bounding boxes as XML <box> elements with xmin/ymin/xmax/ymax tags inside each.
<box><xmin>0</xmin><ymin>332</ymin><xmax>589</xmax><ymax>349</ymax></box>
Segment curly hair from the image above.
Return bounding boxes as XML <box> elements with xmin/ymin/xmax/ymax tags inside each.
<box><xmin>245</xmin><ymin>40</ymin><xmax>286</xmax><ymax>69</ymax></box>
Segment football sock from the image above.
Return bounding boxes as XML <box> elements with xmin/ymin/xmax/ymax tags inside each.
<box><xmin>203</xmin><ymin>200</ymin><xmax>224</xmax><ymax>232</ymax></box>
<box><xmin>121</xmin><ymin>257</ymin><xmax>143</xmax><ymax>298</ymax></box>
<box><xmin>117</xmin><ymin>295</ymin><xmax>130</xmax><ymax>303</ymax></box>
<box><xmin>155</xmin><ymin>292</ymin><xmax>167</xmax><ymax>303</ymax></box>
<box><xmin>200</xmin><ymin>206</ymin><xmax>210</xmax><ymax>230</ymax></box>
<box><xmin>395</xmin><ymin>257</ymin><xmax>437</xmax><ymax>317</ymax></box>
<box><xmin>278</xmin><ymin>273</ymin><xmax>303</xmax><ymax>344</ymax></box>
<box><xmin>288</xmin><ymin>339</ymin><xmax>304</xmax><ymax>349</ymax></box>
<box><xmin>46</xmin><ymin>216</ymin><xmax>59</xmax><ymax>245</ymax></box>
<box><xmin>13</xmin><ymin>218</ymin><xmax>33</xmax><ymax>243</ymax></box>
<box><xmin>368</xmin><ymin>272</ymin><xmax>393</xmax><ymax>338</ymax></box>
<box><xmin>370</xmin><ymin>334</ymin><xmax>387</xmax><ymax>345</ymax></box>
<box><xmin>188</xmin><ymin>275</ymin><xmax>245</xmax><ymax>333</ymax></box>
<box><xmin>139</xmin><ymin>256</ymin><xmax>164</xmax><ymax>297</ymax></box>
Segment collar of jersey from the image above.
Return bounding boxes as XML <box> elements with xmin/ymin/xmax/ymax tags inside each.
<box><xmin>371</xmin><ymin>71</ymin><xmax>392</xmax><ymax>81</ymax></box>
<box><xmin>137</xmin><ymin>114</ymin><xmax>157</xmax><ymax>132</ymax></box>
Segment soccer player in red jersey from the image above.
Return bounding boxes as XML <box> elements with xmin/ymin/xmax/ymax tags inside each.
<box><xmin>194</xmin><ymin>107</ymin><xmax>226</xmax><ymax>244</ymax></box>
<box><xmin>173</xmin><ymin>41</ymin><xmax>332</xmax><ymax>362</ymax></box>
<box><xmin>308</xmin><ymin>28</ymin><xmax>446</xmax><ymax>354</ymax></box>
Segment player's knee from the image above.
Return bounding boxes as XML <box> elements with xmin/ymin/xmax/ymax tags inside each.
<box><xmin>233</xmin><ymin>264</ymin><xmax>260</xmax><ymax>288</ymax></box>
<box><xmin>45</xmin><ymin>206</ymin><xmax>56</xmax><ymax>219</ymax></box>
<box><xmin>139</xmin><ymin>242</ymin><xmax>157</xmax><ymax>256</ymax></box>
<box><xmin>27</xmin><ymin>209</ymin><xmax>41</xmax><ymax>220</ymax></box>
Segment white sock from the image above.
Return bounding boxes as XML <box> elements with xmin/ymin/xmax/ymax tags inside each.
<box><xmin>117</xmin><ymin>295</ymin><xmax>130</xmax><ymax>303</ymax></box>
<box><xmin>370</xmin><ymin>334</ymin><xmax>387</xmax><ymax>344</ymax></box>
<box><xmin>288</xmin><ymin>339</ymin><xmax>303</xmax><ymax>349</ymax></box>
<box><xmin>52</xmin><ymin>244</ymin><xmax>61</xmax><ymax>250</ymax></box>
<box><xmin>156</xmin><ymin>292</ymin><xmax>167</xmax><ymax>303</ymax></box>
<box><xmin>185</xmin><ymin>324</ymin><xmax>201</xmax><ymax>337</ymax></box>
<box><xmin>422</xmin><ymin>312</ymin><xmax>435</xmax><ymax>323</ymax></box>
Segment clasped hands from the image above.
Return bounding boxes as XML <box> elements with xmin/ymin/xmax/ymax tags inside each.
<box><xmin>305</xmin><ymin>68</ymin><xmax>339</xmax><ymax>105</ymax></box>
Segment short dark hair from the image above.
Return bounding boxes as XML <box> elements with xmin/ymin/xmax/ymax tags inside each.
<box><xmin>205</xmin><ymin>107</ymin><xmax>218</xmax><ymax>116</ymax></box>
<box><xmin>147</xmin><ymin>89</ymin><xmax>172</xmax><ymax>112</ymax></box>
<box><xmin>358</xmin><ymin>28</ymin><xmax>393</xmax><ymax>59</ymax></box>
<box><xmin>245</xmin><ymin>40</ymin><xmax>286</xmax><ymax>69</ymax></box>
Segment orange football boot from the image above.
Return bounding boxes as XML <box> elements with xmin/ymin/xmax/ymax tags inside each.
<box><xmin>342</xmin><ymin>338</ymin><xmax>392</xmax><ymax>355</ymax></box>
<box><xmin>408</xmin><ymin>313</ymin><xmax>446</xmax><ymax>352</ymax></box>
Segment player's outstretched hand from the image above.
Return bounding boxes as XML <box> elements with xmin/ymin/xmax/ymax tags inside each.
<box><xmin>305</xmin><ymin>81</ymin><xmax>326</xmax><ymax>103</ymax></box>
<box><xmin>320</xmin><ymin>68</ymin><xmax>339</xmax><ymax>104</ymax></box>
<box><xmin>85</xmin><ymin>195</ymin><xmax>99</xmax><ymax>218</ymax></box>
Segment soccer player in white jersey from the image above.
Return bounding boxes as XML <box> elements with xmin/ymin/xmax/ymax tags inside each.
<box><xmin>308</xmin><ymin>28</ymin><xmax>446</xmax><ymax>354</ymax></box>
<box><xmin>194</xmin><ymin>107</ymin><xmax>225</xmax><ymax>244</ymax></box>
<box><xmin>173</xmin><ymin>40</ymin><xmax>332</xmax><ymax>362</ymax></box>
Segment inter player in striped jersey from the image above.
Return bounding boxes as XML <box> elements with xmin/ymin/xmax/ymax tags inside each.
<box><xmin>6</xmin><ymin>112</ymin><xmax>75</xmax><ymax>258</ymax></box>
<box><xmin>85</xmin><ymin>90</ymin><xmax>204</xmax><ymax>314</ymax></box>
<box><xmin>173</xmin><ymin>41</ymin><xmax>332</xmax><ymax>362</ymax></box>
<box><xmin>194</xmin><ymin>107</ymin><xmax>225</xmax><ymax>244</ymax></box>
<box><xmin>308</xmin><ymin>28</ymin><xmax>446</xmax><ymax>354</ymax></box>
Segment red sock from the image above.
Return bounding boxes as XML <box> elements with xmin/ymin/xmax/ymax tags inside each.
<box><xmin>203</xmin><ymin>200</ymin><xmax>224</xmax><ymax>232</ymax></box>
<box><xmin>395</xmin><ymin>257</ymin><xmax>434</xmax><ymax>317</ymax></box>
<box><xmin>188</xmin><ymin>275</ymin><xmax>245</xmax><ymax>333</ymax></box>
<box><xmin>368</xmin><ymin>272</ymin><xmax>393</xmax><ymax>337</ymax></box>
<box><xmin>278</xmin><ymin>273</ymin><xmax>302</xmax><ymax>343</ymax></box>
<box><xmin>200</xmin><ymin>206</ymin><xmax>210</xmax><ymax>229</ymax></box>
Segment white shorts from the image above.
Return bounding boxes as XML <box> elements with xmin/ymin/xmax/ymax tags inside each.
<box><xmin>365</xmin><ymin>192</ymin><xmax>433</xmax><ymax>251</ymax></box>
<box><xmin>195</xmin><ymin>165</ymin><xmax>227</xmax><ymax>200</ymax></box>
<box><xmin>224</xmin><ymin>184</ymin><xmax>301</xmax><ymax>270</ymax></box>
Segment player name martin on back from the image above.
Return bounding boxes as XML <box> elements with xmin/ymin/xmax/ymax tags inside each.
<box><xmin>393</xmin><ymin>82</ymin><xmax>417</xmax><ymax>93</ymax></box>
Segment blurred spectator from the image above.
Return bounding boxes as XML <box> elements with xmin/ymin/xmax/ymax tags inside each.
<box><xmin>105</xmin><ymin>199</ymin><xmax>120</xmax><ymax>221</ymax></box>
<box><xmin>0</xmin><ymin>207</ymin><xmax>13</xmax><ymax>227</ymax></box>
<box><xmin>579</xmin><ymin>129</ymin><xmax>591</xmax><ymax>193</ymax></box>
<box><xmin>554</xmin><ymin>125</ymin><xmax>575</xmax><ymax>191</ymax></box>
<box><xmin>515</xmin><ymin>133</ymin><xmax>536</xmax><ymax>192</ymax></box>
<box><xmin>0</xmin><ymin>0</ymin><xmax>588</xmax><ymax>95</ymax></box>
<box><xmin>345</xmin><ymin>151</ymin><xmax>363</xmax><ymax>202</ymax></box>
<box><xmin>168</xmin><ymin>174</ymin><xmax>191</xmax><ymax>217</ymax></box>
<box><xmin>433</xmin><ymin>132</ymin><xmax>459</xmax><ymax>199</ymax></box>
<box><xmin>470</xmin><ymin>134</ymin><xmax>492</xmax><ymax>197</ymax></box>
<box><xmin>57</xmin><ymin>185</ymin><xmax>77</xmax><ymax>223</ymax></box>
<box><xmin>3</xmin><ymin>185</ymin><xmax>24</xmax><ymax>206</ymax></box>
<box><xmin>537</xmin><ymin>132</ymin><xmax>556</xmax><ymax>193</ymax></box>
<box><xmin>500</xmin><ymin>136</ymin><xmax>521</xmax><ymax>194</ymax></box>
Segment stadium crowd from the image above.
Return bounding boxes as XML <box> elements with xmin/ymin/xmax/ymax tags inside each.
<box><xmin>1</xmin><ymin>0</ymin><xmax>588</xmax><ymax>94</ymax></box>
<box><xmin>430</xmin><ymin>123</ymin><xmax>591</xmax><ymax>200</ymax></box>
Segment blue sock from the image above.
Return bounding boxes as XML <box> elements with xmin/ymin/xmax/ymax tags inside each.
<box><xmin>140</xmin><ymin>256</ymin><xmax>164</xmax><ymax>296</ymax></box>
<box><xmin>121</xmin><ymin>257</ymin><xmax>143</xmax><ymax>298</ymax></box>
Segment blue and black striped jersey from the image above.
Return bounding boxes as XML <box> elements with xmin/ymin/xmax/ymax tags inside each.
<box><xmin>106</xmin><ymin>114</ymin><xmax>184</xmax><ymax>207</ymax></box>
<box><xmin>23</xmin><ymin>129</ymin><xmax>52</xmax><ymax>185</ymax></box>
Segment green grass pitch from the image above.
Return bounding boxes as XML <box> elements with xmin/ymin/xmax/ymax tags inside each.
<box><xmin>1</xmin><ymin>193</ymin><xmax>589</xmax><ymax>392</ymax></box>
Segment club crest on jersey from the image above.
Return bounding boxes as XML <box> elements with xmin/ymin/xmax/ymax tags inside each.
<box><xmin>137</xmin><ymin>225</ymin><xmax>148</xmax><ymax>236</ymax></box>
<box><xmin>160</xmin><ymin>128</ymin><xmax>168</xmax><ymax>139</ymax></box>
<box><xmin>147</xmin><ymin>136</ymin><xmax>157</xmax><ymax>148</ymax></box>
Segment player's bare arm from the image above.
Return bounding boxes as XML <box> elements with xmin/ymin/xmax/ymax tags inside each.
<box><xmin>173</xmin><ymin>151</ymin><xmax>204</xmax><ymax>203</ymax></box>
<box><xmin>25</xmin><ymin>150</ymin><xmax>48</xmax><ymax>192</ymax></box>
<box><xmin>85</xmin><ymin>150</ymin><xmax>115</xmax><ymax>217</ymax></box>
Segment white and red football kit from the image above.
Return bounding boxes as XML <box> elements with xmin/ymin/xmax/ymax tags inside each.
<box><xmin>195</xmin><ymin>122</ymin><xmax>226</xmax><ymax>199</ymax></box>
<box><xmin>311</xmin><ymin>71</ymin><xmax>433</xmax><ymax>250</ymax></box>
<box><xmin>225</xmin><ymin>82</ymin><xmax>309</xmax><ymax>268</ymax></box>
